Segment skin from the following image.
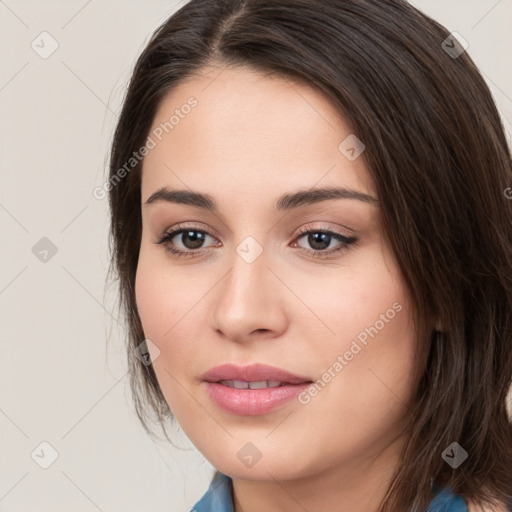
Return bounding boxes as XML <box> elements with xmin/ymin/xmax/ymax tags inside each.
<box><xmin>135</xmin><ymin>64</ymin><xmax>450</xmax><ymax>512</ymax></box>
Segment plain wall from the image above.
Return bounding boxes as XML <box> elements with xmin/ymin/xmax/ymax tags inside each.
<box><xmin>0</xmin><ymin>1</ymin><xmax>511</xmax><ymax>510</ymax></box>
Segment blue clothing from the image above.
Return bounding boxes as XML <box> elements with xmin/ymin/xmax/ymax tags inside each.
<box><xmin>191</xmin><ymin>471</ymin><xmax>478</xmax><ymax>512</ymax></box>
<box><xmin>192</xmin><ymin>472</ymin><xmax>234</xmax><ymax>512</ymax></box>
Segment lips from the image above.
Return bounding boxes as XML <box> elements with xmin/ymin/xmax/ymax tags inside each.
<box><xmin>201</xmin><ymin>363</ymin><xmax>314</xmax><ymax>415</ymax></box>
<box><xmin>201</xmin><ymin>363</ymin><xmax>312</xmax><ymax>385</ymax></box>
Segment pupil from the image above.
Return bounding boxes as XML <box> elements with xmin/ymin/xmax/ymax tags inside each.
<box><xmin>183</xmin><ymin>231</ymin><xmax>205</xmax><ymax>249</ymax></box>
<box><xmin>309</xmin><ymin>232</ymin><xmax>330</xmax><ymax>250</ymax></box>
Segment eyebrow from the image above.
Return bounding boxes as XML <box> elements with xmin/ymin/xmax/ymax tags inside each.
<box><xmin>143</xmin><ymin>186</ymin><xmax>378</xmax><ymax>211</ymax></box>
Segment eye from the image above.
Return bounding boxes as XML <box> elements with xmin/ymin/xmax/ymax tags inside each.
<box><xmin>155</xmin><ymin>224</ymin><xmax>218</xmax><ymax>258</ymax></box>
<box><xmin>291</xmin><ymin>224</ymin><xmax>358</xmax><ymax>258</ymax></box>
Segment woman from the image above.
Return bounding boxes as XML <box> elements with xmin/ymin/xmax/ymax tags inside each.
<box><xmin>106</xmin><ymin>0</ymin><xmax>512</xmax><ymax>510</ymax></box>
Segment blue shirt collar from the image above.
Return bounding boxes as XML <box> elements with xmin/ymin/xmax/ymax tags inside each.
<box><xmin>192</xmin><ymin>471</ymin><xmax>234</xmax><ymax>512</ymax></box>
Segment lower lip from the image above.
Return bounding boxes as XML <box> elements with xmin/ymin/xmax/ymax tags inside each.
<box><xmin>204</xmin><ymin>382</ymin><xmax>311</xmax><ymax>415</ymax></box>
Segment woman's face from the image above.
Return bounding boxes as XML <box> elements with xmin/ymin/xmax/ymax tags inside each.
<box><xmin>135</xmin><ymin>65</ymin><xmax>417</xmax><ymax>482</ymax></box>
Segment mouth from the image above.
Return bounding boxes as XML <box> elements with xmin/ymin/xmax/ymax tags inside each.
<box><xmin>201</xmin><ymin>363</ymin><xmax>314</xmax><ymax>415</ymax></box>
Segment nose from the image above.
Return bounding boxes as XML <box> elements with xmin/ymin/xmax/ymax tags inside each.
<box><xmin>210</xmin><ymin>246</ymin><xmax>288</xmax><ymax>344</ymax></box>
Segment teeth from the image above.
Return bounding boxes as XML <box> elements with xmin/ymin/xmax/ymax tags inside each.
<box><xmin>249</xmin><ymin>380</ymin><xmax>281</xmax><ymax>389</ymax></box>
<box><xmin>232</xmin><ymin>380</ymin><xmax>249</xmax><ymax>389</ymax></box>
<box><xmin>219</xmin><ymin>380</ymin><xmax>283</xmax><ymax>389</ymax></box>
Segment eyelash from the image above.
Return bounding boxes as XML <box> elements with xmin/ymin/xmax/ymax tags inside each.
<box><xmin>155</xmin><ymin>223</ymin><xmax>358</xmax><ymax>259</ymax></box>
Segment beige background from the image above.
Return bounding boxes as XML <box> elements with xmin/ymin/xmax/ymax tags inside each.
<box><xmin>0</xmin><ymin>1</ymin><xmax>511</xmax><ymax>510</ymax></box>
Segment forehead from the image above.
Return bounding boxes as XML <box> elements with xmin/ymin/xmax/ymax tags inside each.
<box><xmin>141</xmin><ymin>65</ymin><xmax>375</xmax><ymax>203</ymax></box>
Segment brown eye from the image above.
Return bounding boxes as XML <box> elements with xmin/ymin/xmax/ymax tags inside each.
<box><xmin>171</xmin><ymin>230</ymin><xmax>208</xmax><ymax>250</ymax></box>
<box><xmin>292</xmin><ymin>227</ymin><xmax>358</xmax><ymax>258</ymax></box>
<box><xmin>155</xmin><ymin>224</ymin><xmax>218</xmax><ymax>258</ymax></box>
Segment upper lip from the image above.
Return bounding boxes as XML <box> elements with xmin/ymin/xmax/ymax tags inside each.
<box><xmin>201</xmin><ymin>363</ymin><xmax>313</xmax><ymax>384</ymax></box>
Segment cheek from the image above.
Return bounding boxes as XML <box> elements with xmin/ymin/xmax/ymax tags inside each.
<box><xmin>294</xmin><ymin>255</ymin><xmax>409</xmax><ymax>355</ymax></box>
<box><xmin>135</xmin><ymin>259</ymin><xmax>198</xmax><ymax>416</ymax></box>
<box><xmin>135</xmin><ymin>243</ymin><xmax>190</xmax><ymax>338</ymax></box>
<box><xmin>296</xmin><ymin>296</ymin><xmax>415</xmax><ymax>470</ymax></box>
<box><xmin>135</xmin><ymin>248</ymin><xmax>183</xmax><ymax>372</ymax></box>
<box><xmin>297</xmin><ymin>247</ymin><xmax>416</xmax><ymax>410</ymax></box>
<box><xmin>135</xmin><ymin>255</ymin><xmax>167</xmax><ymax>339</ymax></box>
<box><xmin>134</xmin><ymin>248</ymin><xmax>207</xmax><ymax>377</ymax></box>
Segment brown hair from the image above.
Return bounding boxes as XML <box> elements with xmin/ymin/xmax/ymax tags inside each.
<box><xmin>107</xmin><ymin>0</ymin><xmax>512</xmax><ymax>510</ymax></box>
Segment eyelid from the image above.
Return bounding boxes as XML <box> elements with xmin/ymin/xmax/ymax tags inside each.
<box><xmin>295</xmin><ymin>221</ymin><xmax>356</xmax><ymax>238</ymax></box>
<box><xmin>161</xmin><ymin>222</ymin><xmax>218</xmax><ymax>242</ymax></box>
<box><xmin>160</xmin><ymin>221</ymin><xmax>217</xmax><ymax>238</ymax></box>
